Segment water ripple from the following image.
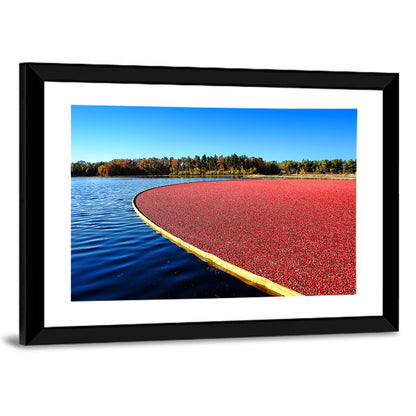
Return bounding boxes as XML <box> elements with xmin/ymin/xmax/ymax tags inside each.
<box><xmin>72</xmin><ymin>177</ymin><xmax>269</xmax><ymax>301</ymax></box>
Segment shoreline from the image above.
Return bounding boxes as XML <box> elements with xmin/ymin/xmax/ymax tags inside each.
<box><xmin>245</xmin><ymin>173</ymin><xmax>356</xmax><ymax>180</ymax></box>
<box><xmin>73</xmin><ymin>173</ymin><xmax>357</xmax><ymax>180</ymax></box>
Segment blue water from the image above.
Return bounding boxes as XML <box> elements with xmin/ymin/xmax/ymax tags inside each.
<box><xmin>71</xmin><ymin>177</ymin><xmax>269</xmax><ymax>301</ymax></box>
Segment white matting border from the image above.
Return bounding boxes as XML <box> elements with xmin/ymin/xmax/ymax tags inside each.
<box><xmin>44</xmin><ymin>82</ymin><xmax>383</xmax><ymax>327</ymax></box>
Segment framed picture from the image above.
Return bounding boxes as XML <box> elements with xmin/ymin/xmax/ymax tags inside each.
<box><xmin>20</xmin><ymin>63</ymin><xmax>399</xmax><ymax>345</ymax></box>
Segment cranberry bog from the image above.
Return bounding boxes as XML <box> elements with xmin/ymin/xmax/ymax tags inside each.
<box><xmin>133</xmin><ymin>179</ymin><xmax>356</xmax><ymax>297</ymax></box>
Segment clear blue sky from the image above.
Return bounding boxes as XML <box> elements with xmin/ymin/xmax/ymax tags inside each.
<box><xmin>71</xmin><ymin>105</ymin><xmax>357</xmax><ymax>163</ymax></box>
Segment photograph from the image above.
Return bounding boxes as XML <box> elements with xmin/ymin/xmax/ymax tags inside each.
<box><xmin>71</xmin><ymin>105</ymin><xmax>357</xmax><ymax>301</ymax></box>
<box><xmin>3</xmin><ymin>3</ymin><xmax>411</xmax><ymax>415</ymax></box>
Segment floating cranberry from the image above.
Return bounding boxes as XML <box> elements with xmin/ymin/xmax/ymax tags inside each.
<box><xmin>134</xmin><ymin>179</ymin><xmax>356</xmax><ymax>296</ymax></box>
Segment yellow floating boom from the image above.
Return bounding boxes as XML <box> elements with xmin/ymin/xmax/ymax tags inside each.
<box><xmin>132</xmin><ymin>197</ymin><xmax>303</xmax><ymax>297</ymax></box>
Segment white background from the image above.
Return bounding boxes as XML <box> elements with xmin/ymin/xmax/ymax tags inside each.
<box><xmin>0</xmin><ymin>1</ymin><xmax>414</xmax><ymax>415</ymax></box>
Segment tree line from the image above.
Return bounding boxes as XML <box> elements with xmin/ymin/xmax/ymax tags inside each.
<box><xmin>71</xmin><ymin>154</ymin><xmax>357</xmax><ymax>177</ymax></box>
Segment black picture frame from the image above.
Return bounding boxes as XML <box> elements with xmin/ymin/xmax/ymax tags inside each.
<box><xmin>20</xmin><ymin>63</ymin><xmax>399</xmax><ymax>345</ymax></box>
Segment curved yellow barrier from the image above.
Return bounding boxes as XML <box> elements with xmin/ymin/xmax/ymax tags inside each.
<box><xmin>132</xmin><ymin>197</ymin><xmax>303</xmax><ymax>297</ymax></box>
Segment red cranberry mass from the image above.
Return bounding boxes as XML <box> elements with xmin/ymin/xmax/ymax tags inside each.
<box><xmin>134</xmin><ymin>179</ymin><xmax>356</xmax><ymax>296</ymax></box>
